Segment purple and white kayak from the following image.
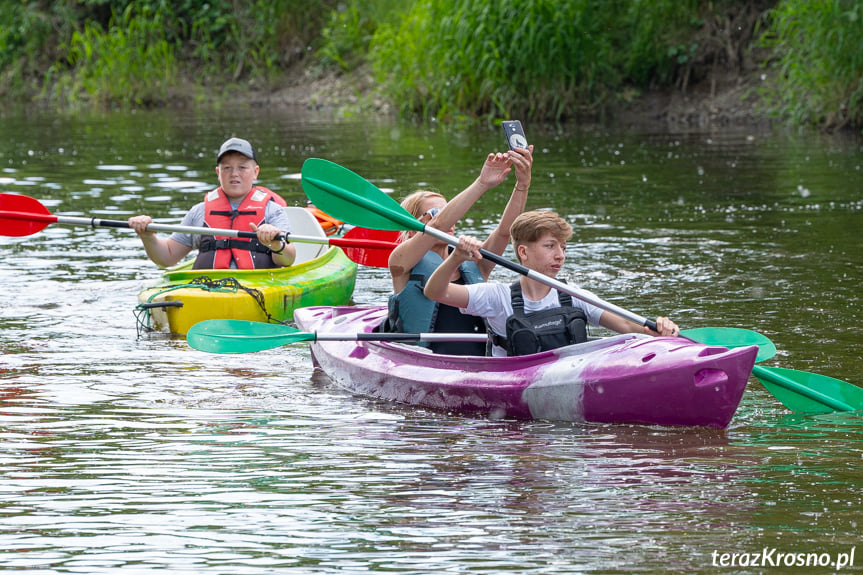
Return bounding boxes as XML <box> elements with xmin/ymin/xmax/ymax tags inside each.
<box><xmin>294</xmin><ymin>306</ymin><xmax>758</xmax><ymax>428</ymax></box>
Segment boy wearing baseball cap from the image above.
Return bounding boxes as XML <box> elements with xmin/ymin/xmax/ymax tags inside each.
<box><xmin>129</xmin><ymin>137</ymin><xmax>296</xmax><ymax>269</ymax></box>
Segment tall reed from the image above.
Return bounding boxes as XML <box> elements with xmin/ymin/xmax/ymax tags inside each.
<box><xmin>185</xmin><ymin>0</ymin><xmax>336</xmax><ymax>84</ymax></box>
<box><xmin>759</xmin><ymin>0</ymin><xmax>863</xmax><ymax>131</ymax></box>
<box><xmin>368</xmin><ymin>0</ymin><xmax>704</xmax><ymax>121</ymax></box>
<box><xmin>9</xmin><ymin>0</ymin><xmax>337</xmax><ymax>107</ymax></box>
<box><xmin>52</xmin><ymin>4</ymin><xmax>176</xmax><ymax>107</ymax></box>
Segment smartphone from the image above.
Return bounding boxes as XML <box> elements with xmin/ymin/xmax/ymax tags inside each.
<box><xmin>502</xmin><ymin>120</ymin><xmax>528</xmax><ymax>151</ymax></box>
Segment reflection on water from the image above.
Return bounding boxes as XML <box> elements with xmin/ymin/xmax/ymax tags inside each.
<box><xmin>1</xmin><ymin>108</ymin><xmax>862</xmax><ymax>573</ymax></box>
<box><xmin>3</xmin><ymin>382</ymin><xmax>861</xmax><ymax>573</ymax></box>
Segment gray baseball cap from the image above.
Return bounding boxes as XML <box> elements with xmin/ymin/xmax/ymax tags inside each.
<box><xmin>217</xmin><ymin>137</ymin><xmax>257</xmax><ymax>163</ymax></box>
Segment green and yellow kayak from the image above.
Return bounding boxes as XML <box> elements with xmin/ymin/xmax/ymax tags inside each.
<box><xmin>136</xmin><ymin>207</ymin><xmax>358</xmax><ymax>336</ymax></box>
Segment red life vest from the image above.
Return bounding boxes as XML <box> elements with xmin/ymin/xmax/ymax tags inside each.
<box><xmin>193</xmin><ymin>186</ymin><xmax>287</xmax><ymax>269</ymax></box>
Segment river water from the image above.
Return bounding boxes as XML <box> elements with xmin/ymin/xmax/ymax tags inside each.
<box><xmin>1</xmin><ymin>107</ymin><xmax>862</xmax><ymax>574</ymax></box>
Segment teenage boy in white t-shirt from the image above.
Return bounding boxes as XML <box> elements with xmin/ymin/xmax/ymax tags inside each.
<box><xmin>423</xmin><ymin>210</ymin><xmax>680</xmax><ymax>356</ymax></box>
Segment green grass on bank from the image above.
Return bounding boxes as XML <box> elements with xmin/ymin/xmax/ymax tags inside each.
<box><xmin>368</xmin><ymin>0</ymin><xmax>704</xmax><ymax>122</ymax></box>
<box><xmin>757</xmin><ymin>0</ymin><xmax>863</xmax><ymax>131</ymax></box>
<box><xmin>1</xmin><ymin>0</ymin><xmax>861</xmax><ymax>132</ymax></box>
<box><xmin>1</xmin><ymin>0</ymin><xmax>337</xmax><ymax>107</ymax></box>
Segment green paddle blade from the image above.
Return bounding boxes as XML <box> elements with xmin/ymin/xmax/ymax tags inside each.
<box><xmin>187</xmin><ymin>320</ymin><xmax>313</xmax><ymax>354</ymax></box>
<box><xmin>680</xmin><ymin>327</ymin><xmax>776</xmax><ymax>362</ymax></box>
<box><xmin>754</xmin><ymin>365</ymin><xmax>863</xmax><ymax>414</ymax></box>
<box><xmin>301</xmin><ymin>158</ymin><xmax>422</xmax><ymax>232</ymax></box>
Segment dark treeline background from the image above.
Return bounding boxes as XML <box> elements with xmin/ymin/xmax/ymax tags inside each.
<box><xmin>1</xmin><ymin>0</ymin><xmax>861</xmax><ymax>131</ymax></box>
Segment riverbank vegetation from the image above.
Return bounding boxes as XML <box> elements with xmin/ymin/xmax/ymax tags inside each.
<box><xmin>1</xmin><ymin>0</ymin><xmax>861</xmax><ymax>132</ymax></box>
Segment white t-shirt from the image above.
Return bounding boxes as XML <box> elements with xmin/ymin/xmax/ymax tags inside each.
<box><xmin>463</xmin><ymin>282</ymin><xmax>605</xmax><ymax>356</ymax></box>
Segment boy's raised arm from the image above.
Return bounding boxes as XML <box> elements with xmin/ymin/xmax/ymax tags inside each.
<box><xmin>423</xmin><ymin>235</ymin><xmax>483</xmax><ymax>308</ymax></box>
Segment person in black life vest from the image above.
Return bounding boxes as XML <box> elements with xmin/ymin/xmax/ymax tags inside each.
<box><xmin>423</xmin><ymin>210</ymin><xmax>681</xmax><ymax>356</ymax></box>
<box><xmin>384</xmin><ymin>146</ymin><xmax>533</xmax><ymax>355</ymax></box>
<box><xmin>128</xmin><ymin>137</ymin><xmax>296</xmax><ymax>269</ymax></box>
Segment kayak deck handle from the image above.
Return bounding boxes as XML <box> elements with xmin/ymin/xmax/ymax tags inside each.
<box><xmin>138</xmin><ymin>301</ymin><xmax>184</xmax><ymax>309</ymax></box>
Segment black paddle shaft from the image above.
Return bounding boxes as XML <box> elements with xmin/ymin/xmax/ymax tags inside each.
<box><xmin>49</xmin><ymin>215</ymin><xmax>326</xmax><ymax>245</ymax></box>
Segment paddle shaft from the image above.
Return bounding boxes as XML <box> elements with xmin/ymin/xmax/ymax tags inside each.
<box><xmin>1</xmin><ymin>209</ymin><xmax>396</xmax><ymax>250</ymax></box>
<box><xmin>184</xmin><ymin>319</ymin><xmax>491</xmax><ymax>353</ymax></box>
<box><xmin>420</xmin><ymin>225</ymin><xmax>659</xmax><ymax>332</ymax></box>
<box><xmin>319</xmin><ymin>332</ymin><xmax>488</xmax><ymax>343</ymax></box>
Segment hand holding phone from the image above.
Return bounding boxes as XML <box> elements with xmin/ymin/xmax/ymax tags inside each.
<box><xmin>502</xmin><ymin>120</ymin><xmax>528</xmax><ymax>151</ymax></box>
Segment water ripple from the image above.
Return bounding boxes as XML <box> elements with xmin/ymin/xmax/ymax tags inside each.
<box><xmin>1</xmin><ymin>110</ymin><xmax>862</xmax><ymax>574</ymax></box>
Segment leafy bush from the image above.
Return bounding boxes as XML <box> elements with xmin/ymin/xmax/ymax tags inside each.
<box><xmin>0</xmin><ymin>3</ymin><xmax>69</xmax><ymax>98</ymax></box>
<box><xmin>180</xmin><ymin>0</ymin><xmax>336</xmax><ymax>83</ymax></box>
<box><xmin>318</xmin><ymin>0</ymin><xmax>411</xmax><ymax>72</ymax></box>
<box><xmin>622</xmin><ymin>0</ymin><xmax>704</xmax><ymax>88</ymax></box>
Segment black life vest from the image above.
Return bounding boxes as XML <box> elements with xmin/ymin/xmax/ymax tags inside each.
<box><xmin>193</xmin><ymin>186</ymin><xmax>287</xmax><ymax>269</ymax></box>
<box><xmin>494</xmin><ymin>280</ymin><xmax>588</xmax><ymax>356</ymax></box>
<box><xmin>382</xmin><ymin>250</ymin><xmax>486</xmax><ymax>356</ymax></box>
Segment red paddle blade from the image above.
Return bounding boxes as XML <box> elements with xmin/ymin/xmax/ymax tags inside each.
<box><xmin>0</xmin><ymin>193</ymin><xmax>57</xmax><ymax>236</ymax></box>
<box><xmin>339</xmin><ymin>226</ymin><xmax>400</xmax><ymax>268</ymax></box>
